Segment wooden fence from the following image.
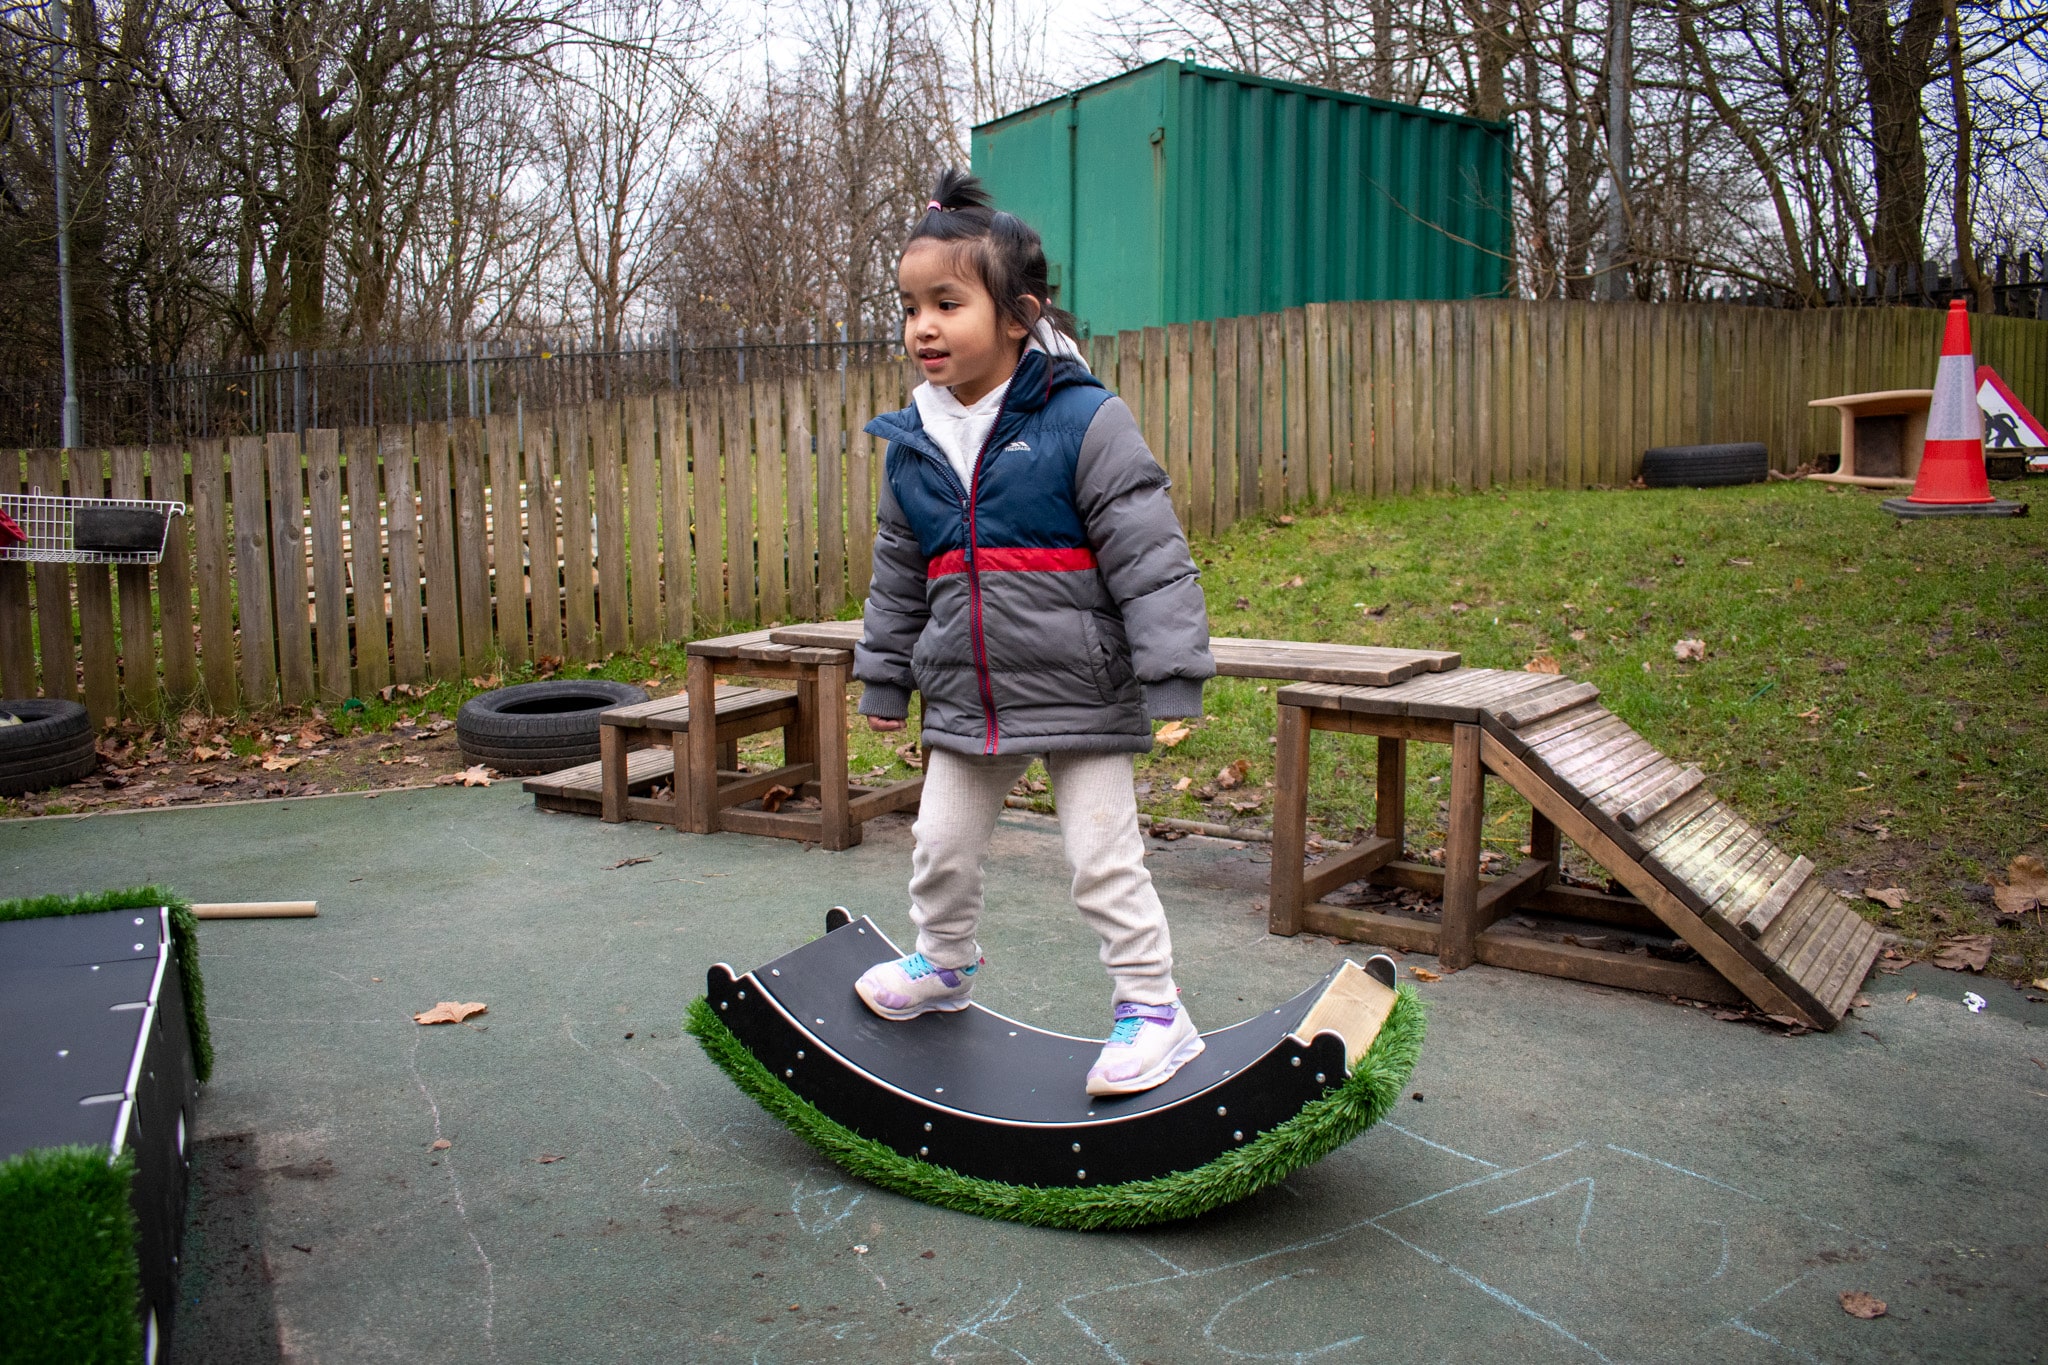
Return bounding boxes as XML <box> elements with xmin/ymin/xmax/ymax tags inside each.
<box><xmin>1</xmin><ymin>299</ymin><xmax>2042</xmax><ymax>723</ymax></box>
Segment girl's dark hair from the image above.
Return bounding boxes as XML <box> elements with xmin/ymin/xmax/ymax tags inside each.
<box><xmin>906</xmin><ymin>168</ymin><xmax>1080</xmax><ymax>343</ymax></box>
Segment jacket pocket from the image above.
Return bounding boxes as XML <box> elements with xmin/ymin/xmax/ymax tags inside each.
<box><xmin>1078</xmin><ymin>610</ymin><xmax>1136</xmax><ymax>702</ymax></box>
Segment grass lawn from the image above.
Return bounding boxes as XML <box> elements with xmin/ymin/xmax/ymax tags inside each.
<box><xmin>14</xmin><ymin>477</ymin><xmax>2042</xmax><ymax>982</ymax></box>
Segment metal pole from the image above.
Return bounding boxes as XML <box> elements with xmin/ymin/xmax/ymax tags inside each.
<box><xmin>50</xmin><ymin>0</ymin><xmax>80</xmax><ymax>447</ymax></box>
<box><xmin>1602</xmin><ymin>0</ymin><xmax>1632</xmax><ymax>302</ymax></box>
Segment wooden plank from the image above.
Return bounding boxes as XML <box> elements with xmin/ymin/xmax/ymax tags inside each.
<box><xmin>108</xmin><ymin>448</ymin><xmax>158</xmax><ymax>712</ymax></box>
<box><xmin>1390</xmin><ymin>304</ymin><xmax>1416</xmax><ymax>493</ymax></box>
<box><xmin>752</xmin><ymin>379</ymin><xmax>787</xmax><ymax>621</ymax></box>
<box><xmin>486</xmin><ymin>413</ymin><xmax>528</xmax><ymax>668</ymax></box>
<box><xmin>380</xmin><ymin>427</ymin><xmax>426</xmax><ymax>684</ymax></box>
<box><xmin>1450</xmin><ymin>302</ymin><xmax>1476</xmax><ymax>489</ymax></box>
<box><xmin>785</xmin><ymin>376</ymin><xmax>817</xmax><ymax>620</ymax></box>
<box><xmin>723</xmin><ymin>384</ymin><xmax>757</xmax><ymax>624</ymax></box>
<box><xmin>1304</xmin><ymin>303</ymin><xmax>1331</xmax><ymax>503</ymax></box>
<box><xmin>415</xmin><ymin>422</ymin><xmax>461</xmax><ymax>678</ymax></box>
<box><xmin>523</xmin><ymin>417</ymin><xmax>561</xmax><ymax>664</ymax></box>
<box><xmin>1116</xmin><ymin>332</ymin><xmax>1143</xmax><ymax>461</ymax></box>
<box><xmin>1416</xmin><ymin>304</ymin><xmax>1442</xmax><ymax>491</ymax></box>
<box><xmin>813</xmin><ymin>374</ymin><xmax>844</xmax><ymax>617</ymax></box>
<box><xmin>1237</xmin><ymin>315</ymin><xmax>1262</xmax><ymax>521</ymax></box>
<box><xmin>1475</xmin><ymin>857</ymin><xmax>1553</xmax><ymax>923</ymax></box>
<box><xmin>1786</xmin><ymin>902</ymin><xmax>1860</xmax><ymax>991</ymax></box>
<box><xmin>1330</xmin><ymin>302</ymin><xmax>1354</xmax><ymax>495</ymax></box>
<box><xmin>1269</xmin><ymin>702</ymin><xmax>1312</xmax><ymax>934</ymax></box>
<box><xmin>1611</xmin><ymin>765</ymin><xmax>1705</xmax><ymax>830</ymax></box>
<box><xmin>625</xmin><ymin>396</ymin><xmax>663</xmax><ymax>645</ymax></box>
<box><xmin>1581</xmin><ymin>752</ymin><xmax>1684</xmax><ymax>813</ymax></box>
<box><xmin>1209</xmin><ymin>321</ymin><xmax>1235</xmax><ymax>531</ymax></box>
<box><xmin>228</xmin><ymin>436</ymin><xmax>278</xmax><ymax>705</ymax></box>
<box><xmin>65</xmin><ymin>448</ymin><xmax>119</xmax><ymax>725</ymax></box>
<box><xmin>1189</xmin><ymin>321</ymin><xmax>1217</xmax><ymax>537</ymax></box>
<box><xmin>556</xmin><ymin>407</ymin><xmax>596</xmax><ymax>659</ymax></box>
<box><xmin>264</xmin><ymin>433</ymin><xmax>314</xmax><ymax>704</ymax></box>
<box><xmin>1348</xmin><ymin>302</ymin><xmax>1373</xmax><ymax>497</ymax></box>
<box><xmin>148</xmin><ymin>448</ymin><xmax>199</xmax><ymax>699</ymax></box>
<box><xmin>1500</xmin><ymin>700</ymin><xmax>1613</xmax><ymax>755</ymax></box>
<box><xmin>1494</xmin><ymin>680</ymin><xmax>1601</xmax><ymax>730</ymax></box>
<box><xmin>305</xmin><ymin>429</ymin><xmax>350</xmax><ymax>700</ymax></box>
<box><xmin>1299</xmin><ymin>902</ymin><xmax>1442</xmax><ymax>955</ymax></box>
<box><xmin>847</xmin><ymin>775</ymin><xmax>925</xmax><ymax>823</ymax></box>
<box><xmin>1300</xmin><ymin>835</ymin><xmax>1400</xmax><ymax>906</ymax></box>
<box><xmin>1474</xmin><ymin>925</ymin><xmax>1748</xmax><ymax>1005</ymax></box>
<box><xmin>1815</xmin><ymin>923</ymin><xmax>1881</xmax><ymax>1022</ymax></box>
<box><xmin>452</xmin><ymin>418</ymin><xmax>492</xmax><ymax>673</ymax></box>
<box><xmin>1261</xmin><ymin>311</ymin><xmax>1286</xmax><ymax>512</ymax></box>
<box><xmin>591</xmin><ymin>402</ymin><xmax>629</xmax><ymax>654</ymax></box>
<box><xmin>1166</xmin><ymin>322</ymin><xmax>1193</xmax><ymax>528</ymax></box>
<box><xmin>26</xmin><ymin>450</ymin><xmax>77</xmax><ymax>703</ymax></box>
<box><xmin>1437</xmin><ymin>723</ymin><xmax>1486</xmax><ymax>971</ymax></box>
<box><xmin>185</xmin><ymin>441</ymin><xmax>234</xmax><ymax>708</ymax></box>
<box><xmin>848</xmin><ymin>364</ymin><xmax>879</xmax><ymax>602</ymax></box>
<box><xmin>1759</xmin><ymin>878</ymin><xmax>1830</xmax><ymax>958</ymax></box>
<box><xmin>343</xmin><ymin>429</ymin><xmax>391</xmax><ymax>694</ymax></box>
<box><xmin>1686</xmin><ymin>824</ymin><xmax>1776</xmax><ymax>910</ymax></box>
<box><xmin>1145</xmin><ymin>327</ymin><xmax>1171</xmax><ymax>481</ymax></box>
<box><xmin>1704</xmin><ymin>839</ymin><xmax>1789</xmax><ymax>924</ymax></box>
<box><xmin>1478</xmin><ymin>731</ymin><xmax>1818</xmax><ymax>1025</ymax></box>
<box><xmin>1739</xmin><ymin>856</ymin><xmax>1814</xmax><ymax>939</ymax></box>
<box><xmin>688</xmin><ymin>390</ymin><xmax>725</xmax><ymax>628</ymax></box>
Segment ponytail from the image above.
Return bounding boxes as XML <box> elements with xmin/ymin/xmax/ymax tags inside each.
<box><xmin>906</xmin><ymin>169</ymin><xmax>1081</xmax><ymax>346</ymax></box>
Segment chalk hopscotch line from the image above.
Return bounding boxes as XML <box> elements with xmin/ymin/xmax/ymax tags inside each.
<box><xmin>1060</xmin><ymin>1129</ymin><xmax>1889</xmax><ymax>1365</ymax></box>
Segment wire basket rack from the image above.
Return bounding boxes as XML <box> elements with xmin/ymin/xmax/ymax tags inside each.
<box><xmin>0</xmin><ymin>492</ymin><xmax>188</xmax><ymax>566</ymax></box>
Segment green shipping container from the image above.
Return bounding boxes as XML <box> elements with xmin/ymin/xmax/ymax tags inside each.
<box><xmin>970</xmin><ymin>59</ymin><xmax>1512</xmax><ymax>338</ymax></box>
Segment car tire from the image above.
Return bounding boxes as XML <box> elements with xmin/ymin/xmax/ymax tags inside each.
<box><xmin>1639</xmin><ymin>442</ymin><xmax>1771</xmax><ymax>488</ymax></box>
<box><xmin>0</xmin><ymin>700</ymin><xmax>99</xmax><ymax>796</ymax></box>
<box><xmin>456</xmin><ymin>680</ymin><xmax>648</xmax><ymax>775</ymax></box>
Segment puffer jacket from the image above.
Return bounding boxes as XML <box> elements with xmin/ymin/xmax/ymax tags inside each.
<box><xmin>854</xmin><ymin>348</ymin><xmax>1214</xmax><ymax>756</ymax></box>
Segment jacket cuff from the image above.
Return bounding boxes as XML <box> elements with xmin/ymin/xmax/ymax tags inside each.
<box><xmin>858</xmin><ymin>682</ymin><xmax>912</xmax><ymax>719</ymax></box>
<box><xmin>1143</xmin><ymin>677</ymin><xmax>1206</xmax><ymax>720</ymax></box>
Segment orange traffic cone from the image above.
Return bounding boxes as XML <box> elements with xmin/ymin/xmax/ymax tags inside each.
<box><xmin>1884</xmin><ymin>301</ymin><xmax>2027</xmax><ymax>518</ymax></box>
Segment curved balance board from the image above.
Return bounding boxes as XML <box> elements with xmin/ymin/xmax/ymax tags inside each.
<box><xmin>688</xmin><ymin>910</ymin><xmax>1425</xmax><ymax>1229</ymax></box>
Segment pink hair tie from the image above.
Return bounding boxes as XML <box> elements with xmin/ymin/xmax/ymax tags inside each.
<box><xmin>927</xmin><ymin>200</ymin><xmax>944</xmax><ymax>212</ymax></box>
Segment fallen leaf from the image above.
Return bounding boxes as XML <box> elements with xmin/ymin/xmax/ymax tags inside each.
<box><xmin>1728</xmin><ymin>557</ymin><xmax>1753</xmax><ymax>566</ymax></box>
<box><xmin>1277</xmin><ymin>515</ymin><xmax>1295</xmax><ymax>525</ymax></box>
<box><xmin>1154</xmin><ymin>720</ymin><xmax>1193</xmax><ymax>748</ymax></box>
<box><xmin>1227</xmin><ymin>794</ymin><xmax>1265</xmax><ymax>812</ymax></box>
<box><xmin>537</xmin><ymin>1154</ymin><xmax>564</xmax><ymax>1164</ymax></box>
<box><xmin>1448</xmin><ymin>601</ymin><xmax>1470</xmax><ymax>613</ymax></box>
<box><xmin>260</xmin><ymin>754</ymin><xmax>303</xmax><ymax>772</ymax></box>
<box><xmin>1797</xmin><ymin>707</ymin><xmax>1822</xmax><ymax>726</ymax></box>
<box><xmin>1931</xmin><ymin>934</ymin><xmax>1994</xmax><ymax>973</ymax></box>
<box><xmin>1569</xmin><ymin>628</ymin><xmax>1587</xmax><ymax>641</ymax></box>
<box><xmin>1363</xmin><ymin>603</ymin><xmax>1390</xmax><ymax>618</ymax></box>
<box><xmin>759</xmin><ymin>784</ymin><xmax>797</xmax><ymax>813</ymax></box>
<box><xmin>1863</xmin><ymin>886</ymin><xmax>1909</xmax><ymax>910</ymax></box>
<box><xmin>1283</xmin><ymin>575</ymin><xmax>1305</xmax><ymax>589</ymax></box>
<box><xmin>1992</xmin><ymin>855</ymin><xmax>2048</xmax><ymax>922</ymax></box>
<box><xmin>1673</xmin><ymin>638</ymin><xmax>1707</xmax><ymax>662</ymax></box>
<box><xmin>1172</xmin><ymin>776</ymin><xmax>1192</xmax><ymax>791</ymax></box>
<box><xmin>1838</xmin><ymin>1291</ymin><xmax>1887</xmax><ymax>1320</ymax></box>
<box><xmin>1233</xmin><ymin>596</ymin><xmax>1251</xmax><ymax>609</ymax></box>
<box><xmin>1410</xmin><ymin>966</ymin><xmax>1442</xmax><ymax>982</ymax></box>
<box><xmin>606</xmin><ymin>856</ymin><xmax>655</xmax><ymax>870</ymax></box>
<box><xmin>1524</xmin><ymin>652</ymin><xmax>1560</xmax><ymax>675</ymax></box>
<box><xmin>431</xmin><ymin>1138</ymin><xmax>452</xmax><ymax>1151</ymax></box>
<box><xmin>1851</xmin><ymin>994</ymin><xmax>1873</xmax><ymax>1009</ymax></box>
<box><xmin>1151</xmin><ymin>826</ymin><xmax>1187</xmax><ymax>841</ymax></box>
<box><xmin>894</xmin><ymin>743</ymin><xmax>924</xmax><ymax>768</ymax></box>
<box><xmin>1215</xmin><ymin>759</ymin><xmax>1250</xmax><ymax>790</ymax></box>
<box><xmin>414</xmin><ymin>1001</ymin><xmax>488</xmax><ymax>1025</ymax></box>
<box><xmin>190</xmin><ymin>745</ymin><xmax>226</xmax><ymax>762</ymax></box>
<box><xmin>433</xmin><ymin>764</ymin><xmax>496</xmax><ymax>787</ymax></box>
<box><xmin>2033</xmin><ymin>978</ymin><xmax>2048</xmax><ymax>991</ymax></box>
<box><xmin>1904</xmin><ymin>990</ymin><xmax>1917</xmax><ymax>1003</ymax></box>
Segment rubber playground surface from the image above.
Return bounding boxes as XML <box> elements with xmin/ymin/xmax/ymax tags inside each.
<box><xmin>3</xmin><ymin>787</ymin><xmax>2042</xmax><ymax>1363</ymax></box>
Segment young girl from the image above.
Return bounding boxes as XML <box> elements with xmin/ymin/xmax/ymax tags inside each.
<box><xmin>851</xmin><ymin>170</ymin><xmax>1216</xmax><ymax>1097</ymax></box>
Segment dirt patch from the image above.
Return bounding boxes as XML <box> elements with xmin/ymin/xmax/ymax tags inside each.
<box><xmin>2</xmin><ymin>706</ymin><xmax>478</xmax><ymax>818</ymax></box>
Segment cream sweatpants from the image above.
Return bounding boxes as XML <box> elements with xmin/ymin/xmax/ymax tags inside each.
<box><xmin>907</xmin><ymin>747</ymin><xmax>1177</xmax><ymax>1007</ymax></box>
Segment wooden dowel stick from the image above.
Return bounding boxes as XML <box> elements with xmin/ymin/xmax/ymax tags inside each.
<box><xmin>190</xmin><ymin>901</ymin><xmax>318</xmax><ymax>919</ymax></box>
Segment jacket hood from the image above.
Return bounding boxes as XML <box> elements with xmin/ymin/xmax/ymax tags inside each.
<box><xmin>865</xmin><ymin>348</ymin><xmax>1104</xmax><ymax>449</ymax></box>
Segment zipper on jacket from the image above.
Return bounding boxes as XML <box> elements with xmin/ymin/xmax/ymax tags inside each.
<box><xmin>962</xmin><ymin>388</ymin><xmax>1014</xmax><ymax>754</ymax></box>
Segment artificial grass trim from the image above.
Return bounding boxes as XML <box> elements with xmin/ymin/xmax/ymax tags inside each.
<box><xmin>0</xmin><ymin>885</ymin><xmax>211</xmax><ymax>1082</ymax></box>
<box><xmin>0</xmin><ymin>1145</ymin><xmax>143</xmax><ymax>1365</ymax></box>
<box><xmin>685</xmin><ymin>987</ymin><xmax>1424</xmax><ymax>1229</ymax></box>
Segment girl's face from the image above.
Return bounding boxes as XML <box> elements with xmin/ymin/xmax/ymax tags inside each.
<box><xmin>898</xmin><ymin>239</ymin><xmax>1031</xmax><ymax>407</ymax></box>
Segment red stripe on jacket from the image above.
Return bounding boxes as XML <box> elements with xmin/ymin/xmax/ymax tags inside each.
<box><xmin>928</xmin><ymin>546</ymin><xmax>1098</xmax><ymax>578</ymax></box>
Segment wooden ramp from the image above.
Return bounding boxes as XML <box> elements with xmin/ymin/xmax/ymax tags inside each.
<box><xmin>1277</xmin><ymin>670</ymin><xmax>1884</xmax><ymax>1030</ymax></box>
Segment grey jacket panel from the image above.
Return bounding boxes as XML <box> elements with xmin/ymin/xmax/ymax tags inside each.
<box><xmin>855</xmin><ymin>396</ymin><xmax>1214</xmax><ymax>755</ymax></box>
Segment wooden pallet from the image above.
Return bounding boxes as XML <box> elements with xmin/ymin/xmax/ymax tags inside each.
<box><xmin>1276</xmin><ymin>670</ymin><xmax>1883</xmax><ymax>1030</ymax></box>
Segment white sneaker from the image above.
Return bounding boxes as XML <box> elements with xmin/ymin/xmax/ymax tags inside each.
<box><xmin>1085</xmin><ymin>1001</ymin><xmax>1204</xmax><ymax>1096</ymax></box>
<box><xmin>855</xmin><ymin>951</ymin><xmax>980</xmax><ymax>1021</ymax></box>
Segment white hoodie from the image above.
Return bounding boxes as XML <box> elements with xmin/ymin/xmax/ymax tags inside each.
<box><xmin>911</xmin><ymin>321</ymin><xmax>1090</xmax><ymax>492</ymax></box>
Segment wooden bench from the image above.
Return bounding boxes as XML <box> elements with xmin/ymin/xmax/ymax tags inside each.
<box><xmin>523</xmin><ymin>684</ymin><xmax>797</xmax><ymax>822</ymax></box>
<box><xmin>684</xmin><ymin>629</ymin><xmax>926</xmax><ymax>850</ymax></box>
<box><xmin>600</xmin><ymin>685</ymin><xmax>801</xmax><ymax>826</ymax></box>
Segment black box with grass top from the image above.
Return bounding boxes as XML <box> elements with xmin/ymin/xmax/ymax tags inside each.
<box><xmin>0</xmin><ymin>907</ymin><xmax>200</xmax><ymax>1361</ymax></box>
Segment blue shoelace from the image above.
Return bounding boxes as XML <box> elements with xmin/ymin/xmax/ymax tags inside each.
<box><xmin>900</xmin><ymin>952</ymin><xmax>974</xmax><ymax>981</ymax></box>
<box><xmin>1107</xmin><ymin>1015</ymin><xmax>1145</xmax><ymax>1045</ymax></box>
